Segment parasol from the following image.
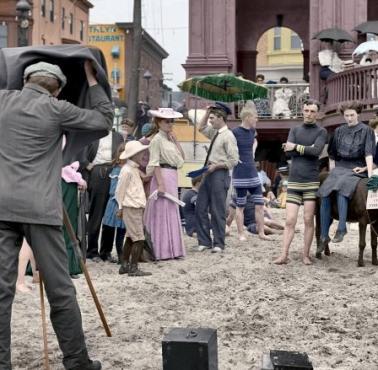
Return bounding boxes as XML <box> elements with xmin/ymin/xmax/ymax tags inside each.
<box><xmin>353</xmin><ymin>21</ymin><xmax>378</xmax><ymax>35</ymax></box>
<box><xmin>352</xmin><ymin>40</ymin><xmax>378</xmax><ymax>55</ymax></box>
<box><xmin>312</xmin><ymin>28</ymin><xmax>353</xmax><ymax>43</ymax></box>
<box><xmin>178</xmin><ymin>73</ymin><xmax>267</xmax><ymax>102</ymax></box>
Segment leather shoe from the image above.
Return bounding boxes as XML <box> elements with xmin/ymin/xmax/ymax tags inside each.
<box><xmin>197</xmin><ymin>245</ymin><xmax>210</xmax><ymax>252</ymax></box>
<box><xmin>316</xmin><ymin>236</ymin><xmax>330</xmax><ymax>254</ymax></box>
<box><xmin>211</xmin><ymin>246</ymin><xmax>223</xmax><ymax>253</ymax></box>
<box><xmin>332</xmin><ymin>230</ymin><xmax>347</xmax><ymax>243</ymax></box>
<box><xmin>88</xmin><ymin>256</ymin><xmax>102</xmax><ymax>263</ymax></box>
<box><xmin>102</xmin><ymin>255</ymin><xmax>118</xmax><ymax>263</ymax></box>
<box><xmin>70</xmin><ymin>359</ymin><xmax>101</xmax><ymax>370</ymax></box>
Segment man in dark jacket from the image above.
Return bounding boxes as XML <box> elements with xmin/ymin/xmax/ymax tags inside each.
<box><xmin>0</xmin><ymin>60</ymin><xmax>113</xmax><ymax>370</ymax></box>
<box><xmin>81</xmin><ymin>129</ymin><xmax>124</xmax><ymax>262</ymax></box>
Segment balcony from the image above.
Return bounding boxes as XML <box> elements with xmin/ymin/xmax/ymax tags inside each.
<box><xmin>229</xmin><ymin>83</ymin><xmax>309</xmax><ymax>140</ymax></box>
<box><xmin>323</xmin><ymin>64</ymin><xmax>378</xmax><ymax>127</ymax></box>
<box><xmin>236</xmin><ymin>83</ymin><xmax>310</xmax><ymax>120</ymax></box>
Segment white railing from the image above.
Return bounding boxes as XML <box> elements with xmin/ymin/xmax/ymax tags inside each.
<box><xmin>236</xmin><ymin>83</ymin><xmax>310</xmax><ymax>119</ymax></box>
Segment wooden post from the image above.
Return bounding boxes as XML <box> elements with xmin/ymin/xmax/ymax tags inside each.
<box><xmin>63</xmin><ymin>207</ymin><xmax>112</xmax><ymax>337</ymax></box>
<box><xmin>127</xmin><ymin>0</ymin><xmax>142</xmax><ymax>124</ymax></box>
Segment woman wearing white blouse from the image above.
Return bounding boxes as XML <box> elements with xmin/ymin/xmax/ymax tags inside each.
<box><xmin>144</xmin><ymin>108</ymin><xmax>186</xmax><ymax>260</ymax></box>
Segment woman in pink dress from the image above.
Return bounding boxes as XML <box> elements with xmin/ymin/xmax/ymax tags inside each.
<box><xmin>144</xmin><ymin>108</ymin><xmax>186</xmax><ymax>260</ymax></box>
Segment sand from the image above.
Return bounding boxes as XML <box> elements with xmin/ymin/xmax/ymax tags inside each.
<box><xmin>11</xmin><ymin>208</ymin><xmax>378</xmax><ymax>370</ymax></box>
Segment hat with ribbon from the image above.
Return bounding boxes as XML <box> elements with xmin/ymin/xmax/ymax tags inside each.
<box><xmin>120</xmin><ymin>140</ymin><xmax>150</xmax><ymax>160</ymax></box>
<box><xmin>148</xmin><ymin>107</ymin><xmax>183</xmax><ymax>119</ymax></box>
<box><xmin>24</xmin><ymin>61</ymin><xmax>67</xmax><ymax>88</ymax></box>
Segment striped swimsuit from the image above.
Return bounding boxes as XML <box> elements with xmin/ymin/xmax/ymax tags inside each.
<box><xmin>232</xmin><ymin>126</ymin><xmax>264</xmax><ymax>207</ymax></box>
<box><xmin>285</xmin><ymin>123</ymin><xmax>327</xmax><ymax>206</ymax></box>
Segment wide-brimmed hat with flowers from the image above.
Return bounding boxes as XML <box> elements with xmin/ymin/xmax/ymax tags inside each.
<box><xmin>120</xmin><ymin>141</ymin><xmax>150</xmax><ymax>160</ymax></box>
<box><xmin>148</xmin><ymin>107</ymin><xmax>183</xmax><ymax>119</ymax></box>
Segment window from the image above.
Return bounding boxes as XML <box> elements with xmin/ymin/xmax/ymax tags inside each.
<box><xmin>49</xmin><ymin>0</ymin><xmax>54</xmax><ymax>22</ymax></box>
<box><xmin>69</xmin><ymin>13</ymin><xmax>73</xmax><ymax>34</ymax></box>
<box><xmin>111</xmin><ymin>68</ymin><xmax>120</xmax><ymax>84</ymax></box>
<box><xmin>273</xmin><ymin>27</ymin><xmax>281</xmax><ymax>50</ymax></box>
<box><xmin>291</xmin><ymin>31</ymin><xmax>302</xmax><ymax>49</ymax></box>
<box><xmin>0</xmin><ymin>24</ymin><xmax>7</xmax><ymax>48</ymax></box>
<box><xmin>80</xmin><ymin>21</ymin><xmax>84</xmax><ymax>41</ymax></box>
<box><xmin>111</xmin><ymin>45</ymin><xmax>120</xmax><ymax>58</ymax></box>
<box><xmin>41</xmin><ymin>0</ymin><xmax>46</xmax><ymax>17</ymax></box>
<box><xmin>61</xmin><ymin>7</ymin><xmax>65</xmax><ymax>30</ymax></box>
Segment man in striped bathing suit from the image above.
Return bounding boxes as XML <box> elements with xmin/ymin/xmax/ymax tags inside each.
<box><xmin>274</xmin><ymin>99</ymin><xmax>327</xmax><ymax>265</ymax></box>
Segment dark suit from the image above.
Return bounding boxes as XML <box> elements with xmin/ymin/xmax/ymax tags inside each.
<box><xmin>83</xmin><ymin>131</ymin><xmax>124</xmax><ymax>259</ymax></box>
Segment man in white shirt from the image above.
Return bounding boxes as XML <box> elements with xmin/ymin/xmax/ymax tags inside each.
<box><xmin>82</xmin><ymin>130</ymin><xmax>124</xmax><ymax>261</ymax></box>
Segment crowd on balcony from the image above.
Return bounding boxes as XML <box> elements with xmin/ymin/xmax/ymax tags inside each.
<box><xmin>247</xmin><ymin>74</ymin><xmax>310</xmax><ymax>119</ymax></box>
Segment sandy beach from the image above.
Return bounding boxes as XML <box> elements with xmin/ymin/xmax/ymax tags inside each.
<box><xmin>11</xmin><ymin>208</ymin><xmax>378</xmax><ymax>370</ymax></box>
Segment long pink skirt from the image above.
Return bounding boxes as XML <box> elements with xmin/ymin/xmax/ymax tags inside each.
<box><xmin>144</xmin><ymin>168</ymin><xmax>185</xmax><ymax>260</ymax></box>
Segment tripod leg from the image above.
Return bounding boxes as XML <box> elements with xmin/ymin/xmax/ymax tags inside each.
<box><xmin>39</xmin><ymin>275</ymin><xmax>50</xmax><ymax>370</ymax></box>
<box><xmin>63</xmin><ymin>207</ymin><xmax>112</xmax><ymax>337</ymax></box>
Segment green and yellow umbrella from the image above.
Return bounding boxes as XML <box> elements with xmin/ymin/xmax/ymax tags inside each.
<box><xmin>178</xmin><ymin>73</ymin><xmax>267</xmax><ymax>102</ymax></box>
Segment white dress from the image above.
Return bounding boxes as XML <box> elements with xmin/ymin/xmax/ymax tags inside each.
<box><xmin>272</xmin><ymin>87</ymin><xmax>293</xmax><ymax>118</ymax></box>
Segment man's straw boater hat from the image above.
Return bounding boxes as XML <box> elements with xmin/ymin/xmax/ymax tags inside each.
<box><xmin>120</xmin><ymin>141</ymin><xmax>150</xmax><ymax>160</ymax></box>
<box><xmin>148</xmin><ymin>107</ymin><xmax>183</xmax><ymax>119</ymax></box>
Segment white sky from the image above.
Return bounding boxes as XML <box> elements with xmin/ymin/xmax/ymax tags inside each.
<box><xmin>89</xmin><ymin>0</ymin><xmax>189</xmax><ymax>90</ymax></box>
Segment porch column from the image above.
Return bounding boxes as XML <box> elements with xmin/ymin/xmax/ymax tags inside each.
<box><xmin>309</xmin><ymin>0</ymin><xmax>367</xmax><ymax>102</ymax></box>
<box><xmin>183</xmin><ymin>0</ymin><xmax>235</xmax><ymax>77</ymax></box>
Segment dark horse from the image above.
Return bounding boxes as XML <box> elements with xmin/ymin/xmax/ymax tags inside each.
<box><xmin>315</xmin><ymin>173</ymin><xmax>378</xmax><ymax>266</ymax></box>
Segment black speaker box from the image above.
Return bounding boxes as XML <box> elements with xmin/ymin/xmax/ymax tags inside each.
<box><xmin>270</xmin><ymin>350</ymin><xmax>313</xmax><ymax>370</ymax></box>
<box><xmin>162</xmin><ymin>327</ymin><xmax>218</xmax><ymax>370</ymax></box>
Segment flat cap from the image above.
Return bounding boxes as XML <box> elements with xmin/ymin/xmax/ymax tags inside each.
<box><xmin>209</xmin><ymin>101</ymin><xmax>232</xmax><ymax>116</ymax></box>
<box><xmin>24</xmin><ymin>61</ymin><xmax>67</xmax><ymax>88</ymax></box>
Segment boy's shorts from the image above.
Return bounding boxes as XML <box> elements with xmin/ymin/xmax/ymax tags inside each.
<box><xmin>122</xmin><ymin>207</ymin><xmax>145</xmax><ymax>241</ymax></box>
<box><xmin>247</xmin><ymin>223</ymin><xmax>258</xmax><ymax>234</ymax></box>
<box><xmin>287</xmin><ymin>181</ymin><xmax>319</xmax><ymax>206</ymax></box>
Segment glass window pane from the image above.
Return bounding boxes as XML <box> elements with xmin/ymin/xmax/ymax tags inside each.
<box><xmin>274</xmin><ymin>37</ymin><xmax>281</xmax><ymax>50</ymax></box>
<box><xmin>0</xmin><ymin>25</ymin><xmax>8</xmax><ymax>49</ymax></box>
<box><xmin>291</xmin><ymin>32</ymin><xmax>301</xmax><ymax>49</ymax></box>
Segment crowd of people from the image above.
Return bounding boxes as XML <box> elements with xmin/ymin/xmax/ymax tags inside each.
<box><xmin>1</xmin><ymin>57</ymin><xmax>378</xmax><ymax>370</ymax></box>
<box><xmin>252</xmin><ymin>74</ymin><xmax>310</xmax><ymax>119</ymax></box>
<box><xmin>77</xmin><ymin>97</ymin><xmax>377</xmax><ymax>270</ymax></box>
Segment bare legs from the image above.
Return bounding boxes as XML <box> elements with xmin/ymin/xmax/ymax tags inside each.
<box><xmin>255</xmin><ymin>204</ymin><xmax>271</xmax><ymax>240</ymax></box>
<box><xmin>235</xmin><ymin>207</ymin><xmax>247</xmax><ymax>241</ymax></box>
<box><xmin>225</xmin><ymin>207</ymin><xmax>235</xmax><ymax>236</ymax></box>
<box><xmin>302</xmin><ymin>201</ymin><xmax>316</xmax><ymax>265</ymax></box>
<box><xmin>265</xmin><ymin>218</ymin><xmax>284</xmax><ymax>231</ymax></box>
<box><xmin>274</xmin><ymin>201</ymin><xmax>315</xmax><ymax>265</ymax></box>
<box><xmin>16</xmin><ymin>239</ymin><xmax>39</xmax><ymax>293</ymax></box>
<box><xmin>274</xmin><ymin>203</ymin><xmax>300</xmax><ymax>264</ymax></box>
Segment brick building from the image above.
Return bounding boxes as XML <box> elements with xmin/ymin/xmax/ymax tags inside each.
<box><xmin>0</xmin><ymin>0</ymin><xmax>92</xmax><ymax>47</ymax></box>
<box><xmin>89</xmin><ymin>23</ymin><xmax>169</xmax><ymax>109</ymax></box>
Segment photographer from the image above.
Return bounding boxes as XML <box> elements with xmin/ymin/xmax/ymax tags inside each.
<box><xmin>0</xmin><ymin>61</ymin><xmax>113</xmax><ymax>370</ymax></box>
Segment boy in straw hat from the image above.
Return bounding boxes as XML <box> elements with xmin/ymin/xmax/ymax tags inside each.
<box><xmin>115</xmin><ymin>141</ymin><xmax>152</xmax><ymax>276</ymax></box>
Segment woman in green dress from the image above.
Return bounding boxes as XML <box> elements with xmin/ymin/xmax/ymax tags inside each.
<box><xmin>62</xmin><ymin>161</ymin><xmax>87</xmax><ymax>277</ymax></box>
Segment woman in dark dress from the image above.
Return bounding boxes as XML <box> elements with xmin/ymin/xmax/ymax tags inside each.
<box><xmin>318</xmin><ymin>101</ymin><xmax>375</xmax><ymax>246</ymax></box>
<box><xmin>232</xmin><ymin>104</ymin><xmax>270</xmax><ymax>241</ymax></box>
<box><xmin>369</xmin><ymin>117</ymin><xmax>378</xmax><ymax>165</ymax></box>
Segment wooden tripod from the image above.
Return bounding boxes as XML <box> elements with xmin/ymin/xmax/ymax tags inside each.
<box><xmin>62</xmin><ymin>206</ymin><xmax>112</xmax><ymax>337</ymax></box>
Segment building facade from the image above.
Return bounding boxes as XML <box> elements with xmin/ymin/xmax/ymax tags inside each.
<box><xmin>184</xmin><ymin>0</ymin><xmax>378</xmax><ymax>172</ymax></box>
<box><xmin>256</xmin><ymin>27</ymin><xmax>303</xmax><ymax>82</ymax></box>
<box><xmin>0</xmin><ymin>0</ymin><xmax>92</xmax><ymax>47</ymax></box>
<box><xmin>89</xmin><ymin>23</ymin><xmax>168</xmax><ymax>109</ymax></box>
<box><xmin>184</xmin><ymin>0</ymin><xmax>378</xmax><ymax>103</ymax></box>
